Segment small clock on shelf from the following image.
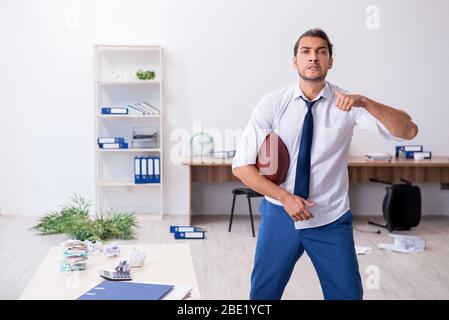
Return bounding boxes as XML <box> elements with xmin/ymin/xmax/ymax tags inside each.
<box><xmin>190</xmin><ymin>132</ymin><xmax>214</xmax><ymax>158</ymax></box>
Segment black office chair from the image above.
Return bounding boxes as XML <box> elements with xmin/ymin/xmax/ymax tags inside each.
<box><xmin>228</xmin><ymin>188</ymin><xmax>263</xmax><ymax>237</ymax></box>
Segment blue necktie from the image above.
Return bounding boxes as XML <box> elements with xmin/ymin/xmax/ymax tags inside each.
<box><xmin>293</xmin><ymin>96</ymin><xmax>321</xmax><ymax>199</ymax></box>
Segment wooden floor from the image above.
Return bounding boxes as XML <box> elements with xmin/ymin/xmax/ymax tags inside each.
<box><xmin>1</xmin><ymin>213</ymin><xmax>449</xmax><ymax>300</ymax></box>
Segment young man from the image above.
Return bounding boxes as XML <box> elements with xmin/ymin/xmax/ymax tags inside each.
<box><xmin>232</xmin><ymin>28</ymin><xmax>418</xmax><ymax>300</ymax></box>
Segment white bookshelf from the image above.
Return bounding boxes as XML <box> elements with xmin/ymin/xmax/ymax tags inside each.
<box><xmin>96</xmin><ymin>80</ymin><xmax>161</xmax><ymax>85</ymax></box>
<box><xmin>97</xmin><ymin>115</ymin><xmax>160</xmax><ymax>119</ymax></box>
<box><xmin>97</xmin><ymin>148</ymin><xmax>161</xmax><ymax>153</ymax></box>
<box><xmin>98</xmin><ymin>182</ymin><xmax>161</xmax><ymax>187</ymax></box>
<box><xmin>94</xmin><ymin>45</ymin><xmax>163</xmax><ymax>218</ymax></box>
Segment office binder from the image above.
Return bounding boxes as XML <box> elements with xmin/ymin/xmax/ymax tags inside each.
<box><xmin>148</xmin><ymin>157</ymin><xmax>154</xmax><ymax>183</ymax></box>
<box><xmin>142</xmin><ymin>101</ymin><xmax>160</xmax><ymax>113</ymax></box>
<box><xmin>101</xmin><ymin>107</ymin><xmax>128</xmax><ymax>115</ymax></box>
<box><xmin>170</xmin><ymin>225</ymin><xmax>205</xmax><ymax>233</ymax></box>
<box><xmin>134</xmin><ymin>157</ymin><xmax>142</xmax><ymax>184</ymax></box>
<box><xmin>154</xmin><ymin>157</ymin><xmax>160</xmax><ymax>183</ymax></box>
<box><xmin>136</xmin><ymin>102</ymin><xmax>155</xmax><ymax>114</ymax></box>
<box><xmin>99</xmin><ymin>142</ymin><xmax>128</xmax><ymax>149</ymax></box>
<box><xmin>97</xmin><ymin>137</ymin><xmax>125</xmax><ymax>144</ymax></box>
<box><xmin>174</xmin><ymin>231</ymin><xmax>205</xmax><ymax>239</ymax></box>
<box><xmin>413</xmin><ymin>151</ymin><xmax>432</xmax><ymax>159</ymax></box>
<box><xmin>126</xmin><ymin>104</ymin><xmax>145</xmax><ymax>115</ymax></box>
<box><xmin>403</xmin><ymin>151</ymin><xmax>418</xmax><ymax>159</ymax></box>
<box><xmin>395</xmin><ymin>145</ymin><xmax>423</xmax><ymax>157</ymax></box>
<box><xmin>139</xmin><ymin>101</ymin><xmax>160</xmax><ymax>114</ymax></box>
<box><xmin>77</xmin><ymin>280</ymin><xmax>174</xmax><ymax>300</ymax></box>
<box><xmin>141</xmin><ymin>156</ymin><xmax>148</xmax><ymax>183</ymax></box>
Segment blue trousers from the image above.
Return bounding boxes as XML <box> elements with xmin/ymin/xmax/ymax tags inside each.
<box><xmin>250</xmin><ymin>199</ymin><xmax>363</xmax><ymax>300</ymax></box>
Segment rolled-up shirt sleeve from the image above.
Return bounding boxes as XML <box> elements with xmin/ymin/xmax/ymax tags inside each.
<box><xmin>351</xmin><ymin>106</ymin><xmax>406</xmax><ymax>142</ymax></box>
<box><xmin>232</xmin><ymin>98</ymin><xmax>274</xmax><ymax>170</ymax></box>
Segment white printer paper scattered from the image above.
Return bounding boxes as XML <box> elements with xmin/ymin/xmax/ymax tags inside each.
<box><xmin>355</xmin><ymin>246</ymin><xmax>372</xmax><ymax>255</ymax></box>
<box><xmin>378</xmin><ymin>234</ymin><xmax>426</xmax><ymax>253</ymax></box>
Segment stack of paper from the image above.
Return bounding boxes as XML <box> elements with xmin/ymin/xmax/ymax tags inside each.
<box><xmin>60</xmin><ymin>240</ymin><xmax>88</xmax><ymax>271</ymax></box>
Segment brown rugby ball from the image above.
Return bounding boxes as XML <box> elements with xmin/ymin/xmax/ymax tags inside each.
<box><xmin>255</xmin><ymin>132</ymin><xmax>290</xmax><ymax>185</ymax></box>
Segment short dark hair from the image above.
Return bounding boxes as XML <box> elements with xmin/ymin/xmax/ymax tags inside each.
<box><xmin>294</xmin><ymin>28</ymin><xmax>333</xmax><ymax>57</ymax></box>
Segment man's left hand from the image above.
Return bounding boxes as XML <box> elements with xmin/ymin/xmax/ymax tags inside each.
<box><xmin>335</xmin><ymin>91</ymin><xmax>367</xmax><ymax>112</ymax></box>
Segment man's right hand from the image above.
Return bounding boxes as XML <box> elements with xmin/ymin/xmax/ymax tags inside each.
<box><xmin>279</xmin><ymin>193</ymin><xmax>315</xmax><ymax>222</ymax></box>
<box><xmin>232</xmin><ymin>165</ymin><xmax>315</xmax><ymax>222</ymax></box>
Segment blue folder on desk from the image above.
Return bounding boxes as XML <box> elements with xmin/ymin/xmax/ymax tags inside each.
<box><xmin>77</xmin><ymin>280</ymin><xmax>174</xmax><ymax>300</ymax></box>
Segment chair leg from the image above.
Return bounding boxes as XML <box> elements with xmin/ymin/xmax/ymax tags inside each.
<box><xmin>247</xmin><ymin>197</ymin><xmax>256</xmax><ymax>238</ymax></box>
<box><xmin>228</xmin><ymin>194</ymin><xmax>237</xmax><ymax>232</ymax></box>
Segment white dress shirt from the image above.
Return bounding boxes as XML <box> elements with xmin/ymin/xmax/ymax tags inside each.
<box><xmin>232</xmin><ymin>81</ymin><xmax>404</xmax><ymax>229</ymax></box>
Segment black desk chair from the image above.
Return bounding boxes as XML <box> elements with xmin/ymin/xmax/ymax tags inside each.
<box><xmin>228</xmin><ymin>188</ymin><xmax>263</xmax><ymax>237</ymax></box>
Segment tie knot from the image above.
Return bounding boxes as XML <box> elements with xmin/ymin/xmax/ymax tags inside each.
<box><xmin>300</xmin><ymin>96</ymin><xmax>321</xmax><ymax>111</ymax></box>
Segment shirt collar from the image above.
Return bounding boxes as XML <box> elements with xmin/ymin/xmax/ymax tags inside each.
<box><xmin>293</xmin><ymin>81</ymin><xmax>332</xmax><ymax>102</ymax></box>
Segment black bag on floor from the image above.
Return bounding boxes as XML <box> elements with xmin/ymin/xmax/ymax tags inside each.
<box><xmin>368</xmin><ymin>178</ymin><xmax>421</xmax><ymax>232</ymax></box>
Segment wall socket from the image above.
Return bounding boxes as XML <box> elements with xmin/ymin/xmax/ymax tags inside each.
<box><xmin>441</xmin><ymin>183</ymin><xmax>449</xmax><ymax>190</ymax></box>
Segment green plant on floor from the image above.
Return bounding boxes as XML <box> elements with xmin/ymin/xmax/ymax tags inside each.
<box><xmin>33</xmin><ymin>193</ymin><xmax>138</xmax><ymax>241</ymax></box>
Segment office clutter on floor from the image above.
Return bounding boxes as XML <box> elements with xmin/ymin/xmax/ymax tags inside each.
<box><xmin>170</xmin><ymin>225</ymin><xmax>206</xmax><ymax>239</ymax></box>
<box><xmin>355</xmin><ymin>234</ymin><xmax>426</xmax><ymax>255</ymax></box>
<box><xmin>378</xmin><ymin>234</ymin><xmax>426</xmax><ymax>254</ymax></box>
<box><xmin>355</xmin><ymin>246</ymin><xmax>372</xmax><ymax>255</ymax></box>
<box><xmin>396</xmin><ymin>145</ymin><xmax>432</xmax><ymax>160</ymax></box>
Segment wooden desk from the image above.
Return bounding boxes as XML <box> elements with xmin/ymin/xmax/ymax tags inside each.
<box><xmin>346</xmin><ymin>156</ymin><xmax>449</xmax><ymax>183</ymax></box>
<box><xmin>184</xmin><ymin>156</ymin><xmax>449</xmax><ymax>183</ymax></box>
<box><xmin>19</xmin><ymin>244</ymin><xmax>200</xmax><ymax>300</ymax></box>
<box><xmin>183</xmin><ymin>156</ymin><xmax>449</xmax><ymax>224</ymax></box>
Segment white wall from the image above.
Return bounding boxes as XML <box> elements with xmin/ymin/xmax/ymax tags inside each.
<box><xmin>1</xmin><ymin>0</ymin><xmax>448</xmax><ymax>217</ymax></box>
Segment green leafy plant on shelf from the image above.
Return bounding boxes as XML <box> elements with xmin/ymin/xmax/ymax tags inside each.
<box><xmin>33</xmin><ymin>193</ymin><xmax>138</xmax><ymax>241</ymax></box>
<box><xmin>136</xmin><ymin>69</ymin><xmax>155</xmax><ymax>80</ymax></box>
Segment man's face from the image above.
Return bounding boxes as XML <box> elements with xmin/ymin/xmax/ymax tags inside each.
<box><xmin>293</xmin><ymin>36</ymin><xmax>333</xmax><ymax>82</ymax></box>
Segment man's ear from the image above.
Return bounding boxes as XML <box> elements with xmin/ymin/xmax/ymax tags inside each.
<box><xmin>328</xmin><ymin>56</ymin><xmax>333</xmax><ymax>70</ymax></box>
<box><xmin>292</xmin><ymin>56</ymin><xmax>298</xmax><ymax>68</ymax></box>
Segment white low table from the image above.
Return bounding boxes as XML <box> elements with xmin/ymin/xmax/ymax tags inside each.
<box><xmin>20</xmin><ymin>243</ymin><xmax>200</xmax><ymax>300</ymax></box>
